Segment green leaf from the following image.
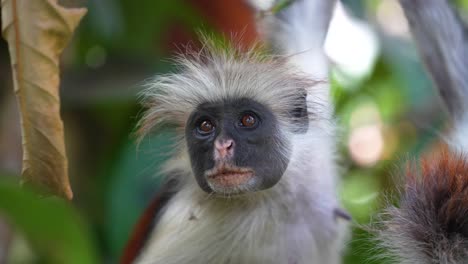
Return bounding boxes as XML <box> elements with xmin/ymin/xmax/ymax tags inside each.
<box><xmin>0</xmin><ymin>179</ymin><xmax>99</xmax><ymax>264</ymax></box>
<box><xmin>106</xmin><ymin>129</ymin><xmax>173</xmax><ymax>261</ymax></box>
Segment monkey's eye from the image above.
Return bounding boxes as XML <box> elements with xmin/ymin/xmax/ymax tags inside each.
<box><xmin>197</xmin><ymin>120</ymin><xmax>215</xmax><ymax>134</ymax></box>
<box><xmin>239</xmin><ymin>113</ymin><xmax>257</xmax><ymax>128</ymax></box>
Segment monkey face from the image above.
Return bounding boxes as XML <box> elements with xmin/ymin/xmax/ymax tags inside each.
<box><xmin>185</xmin><ymin>98</ymin><xmax>291</xmax><ymax>195</ymax></box>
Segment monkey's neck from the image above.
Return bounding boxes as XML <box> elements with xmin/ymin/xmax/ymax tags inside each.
<box><xmin>137</xmin><ymin>134</ymin><xmax>347</xmax><ymax>264</ymax></box>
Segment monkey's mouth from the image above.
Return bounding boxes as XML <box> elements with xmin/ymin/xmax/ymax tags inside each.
<box><xmin>205</xmin><ymin>165</ymin><xmax>254</xmax><ymax>190</ymax></box>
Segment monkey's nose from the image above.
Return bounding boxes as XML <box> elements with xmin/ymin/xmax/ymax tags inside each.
<box><xmin>214</xmin><ymin>139</ymin><xmax>235</xmax><ymax>160</ymax></box>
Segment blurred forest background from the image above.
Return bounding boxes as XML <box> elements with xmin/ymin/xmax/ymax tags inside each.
<box><xmin>0</xmin><ymin>0</ymin><xmax>467</xmax><ymax>263</ymax></box>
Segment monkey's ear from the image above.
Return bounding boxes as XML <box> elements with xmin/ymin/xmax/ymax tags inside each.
<box><xmin>290</xmin><ymin>92</ymin><xmax>309</xmax><ymax>134</ymax></box>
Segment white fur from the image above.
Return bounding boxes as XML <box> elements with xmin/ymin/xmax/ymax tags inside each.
<box><xmin>137</xmin><ymin>113</ymin><xmax>347</xmax><ymax>264</ymax></box>
<box><xmin>450</xmin><ymin>116</ymin><xmax>468</xmax><ymax>153</ymax></box>
<box><xmin>138</xmin><ymin>46</ymin><xmax>317</xmax><ymax>139</ymax></box>
<box><xmin>254</xmin><ymin>0</ymin><xmax>336</xmax><ymax>112</ymax></box>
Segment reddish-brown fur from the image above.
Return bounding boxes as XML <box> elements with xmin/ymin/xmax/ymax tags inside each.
<box><xmin>378</xmin><ymin>150</ymin><xmax>468</xmax><ymax>263</ymax></box>
<box><xmin>120</xmin><ymin>186</ymin><xmax>173</xmax><ymax>264</ymax></box>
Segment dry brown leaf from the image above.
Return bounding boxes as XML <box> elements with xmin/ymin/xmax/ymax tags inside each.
<box><xmin>1</xmin><ymin>0</ymin><xmax>87</xmax><ymax>199</ymax></box>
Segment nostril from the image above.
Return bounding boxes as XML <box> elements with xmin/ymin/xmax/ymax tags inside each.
<box><xmin>226</xmin><ymin>140</ymin><xmax>234</xmax><ymax>150</ymax></box>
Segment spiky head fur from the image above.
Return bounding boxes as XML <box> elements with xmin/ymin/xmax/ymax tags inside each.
<box><xmin>137</xmin><ymin>39</ymin><xmax>324</xmax><ymax>145</ymax></box>
<box><xmin>376</xmin><ymin>151</ymin><xmax>468</xmax><ymax>264</ymax></box>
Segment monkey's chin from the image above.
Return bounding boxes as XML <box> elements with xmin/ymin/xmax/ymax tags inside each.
<box><xmin>204</xmin><ymin>166</ymin><xmax>256</xmax><ymax>195</ymax></box>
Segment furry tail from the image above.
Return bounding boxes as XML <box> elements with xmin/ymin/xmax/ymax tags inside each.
<box><xmin>376</xmin><ymin>1</ymin><xmax>468</xmax><ymax>263</ymax></box>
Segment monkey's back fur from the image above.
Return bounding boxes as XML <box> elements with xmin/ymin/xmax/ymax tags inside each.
<box><xmin>128</xmin><ymin>42</ymin><xmax>348</xmax><ymax>264</ymax></box>
<box><xmin>377</xmin><ymin>151</ymin><xmax>468</xmax><ymax>264</ymax></box>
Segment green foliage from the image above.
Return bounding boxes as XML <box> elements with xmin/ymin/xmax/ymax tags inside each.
<box><xmin>0</xmin><ymin>179</ymin><xmax>99</xmax><ymax>264</ymax></box>
<box><xmin>270</xmin><ymin>0</ymin><xmax>294</xmax><ymax>14</ymax></box>
<box><xmin>75</xmin><ymin>0</ymin><xmax>209</xmax><ymax>66</ymax></box>
<box><xmin>106</xmin><ymin>129</ymin><xmax>173</xmax><ymax>261</ymax></box>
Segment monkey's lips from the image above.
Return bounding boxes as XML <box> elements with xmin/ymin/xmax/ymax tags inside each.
<box><xmin>205</xmin><ymin>166</ymin><xmax>254</xmax><ymax>190</ymax></box>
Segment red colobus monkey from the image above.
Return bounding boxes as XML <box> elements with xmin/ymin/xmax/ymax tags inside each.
<box><xmin>121</xmin><ymin>0</ymin><xmax>349</xmax><ymax>263</ymax></box>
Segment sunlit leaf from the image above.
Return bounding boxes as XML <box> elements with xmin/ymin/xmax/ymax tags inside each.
<box><xmin>340</xmin><ymin>171</ymin><xmax>381</xmax><ymax>223</ymax></box>
<box><xmin>1</xmin><ymin>0</ymin><xmax>87</xmax><ymax>199</ymax></box>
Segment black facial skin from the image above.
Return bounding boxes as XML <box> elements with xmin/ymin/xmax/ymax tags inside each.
<box><xmin>185</xmin><ymin>98</ymin><xmax>293</xmax><ymax>194</ymax></box>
